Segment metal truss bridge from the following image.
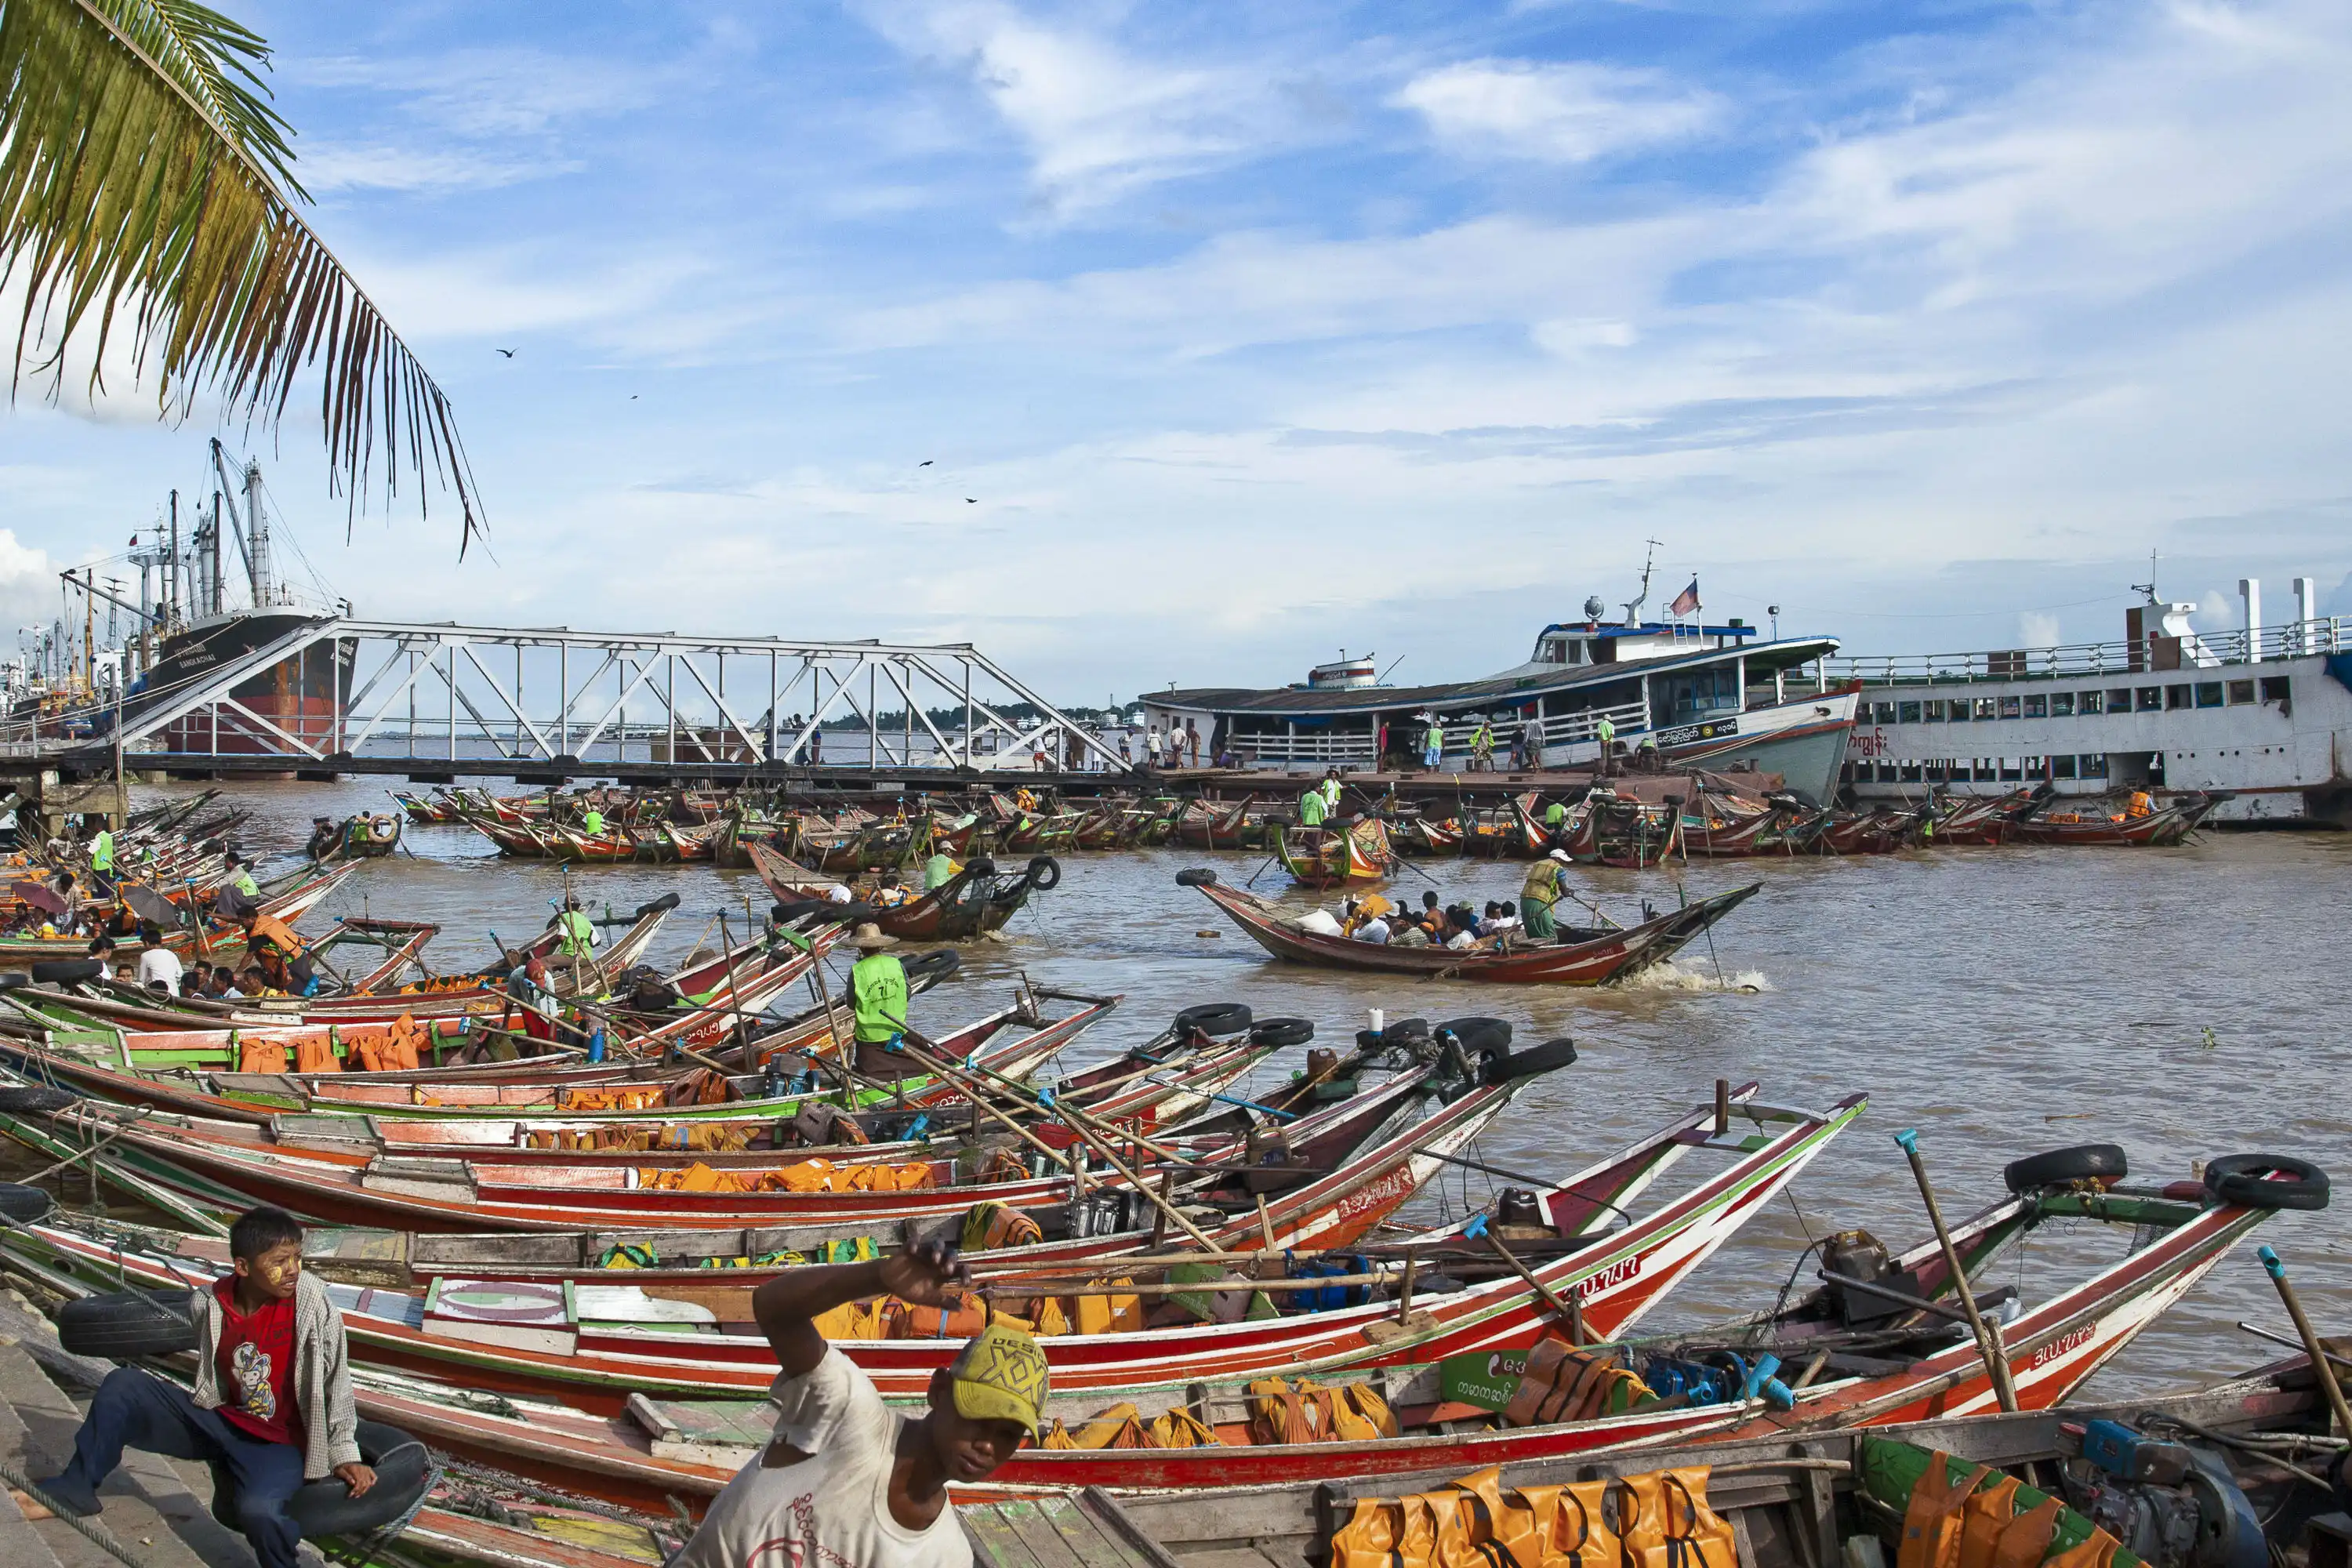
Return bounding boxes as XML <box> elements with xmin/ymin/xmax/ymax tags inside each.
<box><xmin>20</xmin><ymin>618</ymin><xmax>1129</xmax><ymax>782</ymax></box>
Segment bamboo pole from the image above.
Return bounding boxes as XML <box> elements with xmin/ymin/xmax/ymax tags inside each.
<box><xmin>2258</xmin><ymin>1245</ymin><xmax>2352</xmax><ymax>1439</ymax></box>
<box><xmin>1895</xmin><ymin>1129</ymin><xmax>2019</xmax><ymax>1411</ymax></box>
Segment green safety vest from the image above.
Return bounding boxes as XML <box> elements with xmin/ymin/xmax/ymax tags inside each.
<box><xmin>851</xmin><ymin>952</ymin><xmax>909</xmax><ymax>1044</ymax></box>
<box><xmin>557</xmin><ymin>909</ymin><xmax>594</xmax><ymax>954</ymax></box>
<box><xmin>90</xmin><ymin>831</ymin><xmax>114</xmax><ymax>873</ymax></box>
<box><xmin>1320</xmin><ymin>779</ymin><xmax>1341</xmax><ymax>808</ymax></box>
<box><xmin>1543</xmin><ymin>801</ymin><xmax>1565</xmax><ymax>827</ymax></box>
<box><xmin>1597</xmin><ymin>717</ymin><xmax>1616</xmax><ymax>742</ymax></box>
<box><xmin>1521</xmin><ymin>861</ymin><xmax>1564</xmax><ymax>909</ymax></box>
<box><xmin>1425</xmin><ymin>724</ymin><xmax>1443</xmax><ymax>749</ymax></box>
<box><xmin>232</xmin><ymin>871</ymin><xmax>260</xmax><ymax>898</ymax></box>
<box><xmin>582</xmin><ymin>810</ymin><xmax>604</xmax><ymax>835</ymax></box>
<box><xmin>924</xmin><ymin>853</ymin><xmax>956</xmax><ymax>891</ymax></box>
<box><xmin>1298</xmin><ymin>790</ymin><xmax>1328</xmax><ymax>827</ymax></box>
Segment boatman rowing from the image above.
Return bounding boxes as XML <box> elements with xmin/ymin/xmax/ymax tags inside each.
<box><xmin>850</xmin><ymin>922</ymin><xmax>913</xmax><ymax>1077</ymax></box>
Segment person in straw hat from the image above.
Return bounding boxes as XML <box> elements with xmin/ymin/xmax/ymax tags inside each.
<box><xmin>848</xmin><ymin>922</ymin><xmax>912</xmax><ymax>1078</ymax></box>
<box><xmin>670</xmin><ymin>1240</ymin><xmax>1047</xmax><ymax>1568</ymax></box>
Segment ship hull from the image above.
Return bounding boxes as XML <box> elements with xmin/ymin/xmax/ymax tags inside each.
<box><xmin>130</xmin><ymin>612</ymin><xmax>351</xmax><ymax>757</ymax></box>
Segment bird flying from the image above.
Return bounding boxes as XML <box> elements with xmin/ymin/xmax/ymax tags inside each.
<box><xmin>965</xmin><ymin>497</ymin><xmax>978</xmax><ymax>503</ymax></box>
<box><xmin>918</xmin><ymin>459</ymin><xmax>933</xmax><ymax>467</ymax></box>
<box><xmin>495</xmin><ymin>348</ymin><xmax>517</xmax><ymax>358</ymax></box>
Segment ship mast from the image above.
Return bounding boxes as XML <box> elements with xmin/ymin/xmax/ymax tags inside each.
<box><xmin>1620</xmin><ymin>538</ymin><xmax>1663</xmax><ymax>628</ymax></box>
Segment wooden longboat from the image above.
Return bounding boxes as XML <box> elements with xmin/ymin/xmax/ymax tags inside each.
<box><xmin>2005</xmin><ymin>793</ymin><xmax>2224</xmax><ymax>846</ymax></box>
<box><xmin>1278</xmin><ymin>820</ymin><xmax>1394</xmax><ymax>888</ymax></box>
<box><xmin>1556</xmin><ymin>794</ymin><xmax>1685</xmax><ymax>868</ymax></box>
<box><xmin>0</xmin><ymin>860</ymin><xmax>360</xmax><ymax>969</ymax></box>
<box><xmin>0</xmin><ymin>1084</ymin><xmax>1859</xmax><ymax>1414</ymax></box>
<box><xmin>749</xmin><ymin>842</ymin><xmax>1058</xmax><ymax>942</ymax></box>
<box><xmin>1174</xmin><ymin>796</ymin><xmax>1259</xmax><ymax>851</ymax></box>
<box><xmin>1185</xmin><ymin>872</ymin><xmax>1760</xmax><ymax>984</ymax></box>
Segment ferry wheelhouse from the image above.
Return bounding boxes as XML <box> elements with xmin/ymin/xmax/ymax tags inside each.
<box><xmin>1144</xmin><ymin>617</ymin><xmax>1858</xmax><ymax>804</ymax></box>
<box><xmin>1838</xmin><ymin>579</ymin><xmax>2351</xmax><ymax>826</ymax></box>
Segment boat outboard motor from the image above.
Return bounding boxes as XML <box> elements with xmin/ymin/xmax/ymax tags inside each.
<box><xmin>2060</xmin><ymin>1421</ymin><xmax>2266</xmax><ymax>1568</ymax></box>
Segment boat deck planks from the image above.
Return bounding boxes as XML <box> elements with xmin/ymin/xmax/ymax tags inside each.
<box><xmin>965</xmin><ymin>1490</ymin><xmax>1189</xmax><ymax>1568</ymax></box>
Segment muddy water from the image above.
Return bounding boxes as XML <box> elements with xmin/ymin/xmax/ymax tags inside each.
<box><xmin>16</xmin><ymin>779</ymin><xmax>2350</xmax><ymax>1397</ymax></box>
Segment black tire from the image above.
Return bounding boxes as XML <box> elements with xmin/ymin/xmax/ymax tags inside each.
<box><xmin>770</xmin><ymin>899</ymin><xmax>831</xmax><ymax>924</ymax></box>
<box><xmin>1174</xmin><ymin>1002</ymin><xmax>1252</xmax><ymax>1038</ymax></box>
<box><xmin>0</xmin><ymin>1084</ymin><xmax>77</xmax><ymax>1114</ymax></box>
<box><xmin>1025</xmin><ymin>856</ymin><xmax>1062</xmax><ymax>891</ymax></box>
<box><xmin>0</xmin><ymin>1183</ymin><xmax>53</xmax><ymax>1221</ymax></box>
<box><xmin>1249</xmin><ymin>1017</ymin><xmax>1315</xmax><ymax>1049</ymax></box>
<box><xmin>902</xmin><ymin>949</ymin><xmax>960</xmax><ymax>984</ymax></box>
<box><xmin>57</xmin><ymin>1290</ymin><xmax>200</xmax><ymax>1359</ymax></box>
<box><xmin>29</xmin><ymin>959</ymin><xmax>103</xmax><ymax>985</ymax></box>
<box><xmin>964</xmin><ymin>855</ymin><xmax>996</xmax><ymax>877</ymax></box>
<box><xmin>2002</xmin><ymin>1144</ymin><xmax>2129</xmax><ymax>1194</ymax></box>
<box><xmin>2205</xmin><ymin>1154</ymin><xmax>2329</xmax><ymax>1211</ymax></box>
<box><xmin>1381</xmin><ymin>1017</ymin><xmax>1431</xmax><ymax>1044</ymax></box>
<box><xmin>1174</xmin><ymin>867</ymin><xmax>1218</xmax><ymax>887</ymax></box>
<box><xmin>834</xmin><ymin>902</ymin><xmax>880</xmax><ymax>925</ymax></box>
<box><xmin>286</xmin><ymin>1421</ymin><xmax>433</xmax><ymax>1539</ymax></box>
<box><xmin>1493</xmin><ymin>1037</ymin><xmax>1578</xmax><ymax>1082</ymax></box>
<box><xmin>0</xmin><ymin>971</ymin><xmax>31</xmax><ymax>990</ymax></box>
<box><xmin>1436</xmin><ymin>1017</ymin><xmax>1512</xmax><ymax>1054</ymax></box>
<box><xmin>634</xmin><ymin>891</ymin><xmax>682</xmax><ymax>917</ymax></box>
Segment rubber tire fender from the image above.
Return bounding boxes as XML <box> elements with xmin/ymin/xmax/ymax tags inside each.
<box><xmin>902</xmin><ymin>949</ymin><xmax>960</xmax><ymax>985</ymax></box>
<box><xmin>1024</xmin><ymin>856</ymin><xmax>1062</xmax><ymax>891</ymax></box>
<box><xmin>284</xmin><ymin>1421</ymin><xmax>433</xmax><ymax>1539</ymax></box>
<box><xmin>0</xmin><ymin>1083</ymin><xmax>77</xmax><ymax>1114</ymax></box>
<box><xmin>634</xmin><ymin>891</ymin><xmax>683</xmax><ymax>918</ymax></box>
<box><xmin>964</xmin><ymin>856</ymin><xmax>997</xmax><ymax>877</ymax></box>
<box><xmin>1492</xmin><ymin>1037</ymin><xmax>1578</xmax><ymax>1083</ymax></box>
<box><xmin>0</xmin><ymin>1182</ymin><xmax>53</xmax><ymax>1221</ymax></box>
<box><xmin>2203</xmin><ymin>1153</ymin><xmax>2328</xmax><ymax>1211</ymax></box>
<box><xmin>29</xmin><ymin>958</ymin><xmax>104</xmax><ymax>985</ymax></box>
<box><xmin>57</xmin><ymin>1289</ymin><xmax>201</xmax><ymax>1359</ymax></box>
<box><xmin>1173</xmin><ymin>1002</ymin><xmax>1252</xmax><ymax>1038</ymax></box>
<box><xmin>1249</xmin><ymin>1017</ymin><xmax>1315</xmax><ymax>1050</ymax></box>
<box><xmin>833</xmin><ymin>902</ymin><xmax>880</xmax><ymax>926</ymax></box>
<box><xmin>2002</xmin><ymin>1144</ymin><xmax>2129</xmax><ymax>1195</ymax></box>
<box><xmin>1436</xmin><ymin>1017</ymin><xmax>1512</xmax><ymax>1055</ymax></box>
<box><xmin>770</xmin><ymin>899</ymin><xmax>831</xmax><ymax>925</ymax></box>
<box><xmin>1174</xmin><ymin>867</ymin><xmax>1218</xmax><ymax>887</ymax></box>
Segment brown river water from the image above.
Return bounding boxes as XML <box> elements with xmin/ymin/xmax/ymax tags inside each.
<box><xmin>9</xmin><ymin>779</ymin><xmax>2348</xmax><ymax>1399</ymax></box>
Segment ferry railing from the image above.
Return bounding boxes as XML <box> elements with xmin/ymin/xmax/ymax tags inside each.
<box><xmin>1825</xmin><ymin>617</ymin><xmax>2346</xmax><ymax>686</ymax></box>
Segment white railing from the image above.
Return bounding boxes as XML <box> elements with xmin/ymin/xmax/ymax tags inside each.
<box><xmin>1828</xmin><ymin>617</ymin><xmax>2346</xmax><ymax>686</ymax></box>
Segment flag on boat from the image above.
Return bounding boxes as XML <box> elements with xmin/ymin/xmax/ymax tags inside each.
<box><xmin>1668</xmin><ymin>579</ymin><xmax>1700</xmax><ymax>616</ymax></box>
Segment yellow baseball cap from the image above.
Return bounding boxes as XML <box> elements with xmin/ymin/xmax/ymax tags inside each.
<box><xmin>947</xmin><ymin>1323</ymin><xmax>1050</xmax><ymax>1434</ymax></box>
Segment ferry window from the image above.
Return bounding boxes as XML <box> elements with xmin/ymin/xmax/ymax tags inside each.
<box><xmin>1923</xmin><ymin>760</ymin><xmax>1947</xmax><ymax>782</ymax></box>
<box><xmin>2136</xmin><ymin>687</ymin><xmax>2162</xmax><ymax>712</ymax></box>
<box><xmin>2194</xmin><ymin>683</ymin><xmax>2223</xmax><ymax>709</ymax></box>
<box><xmin>1923</xmin><ymin>699</ymin><xmax>1946</xmax><ymax>722</ymax></box>
<box><xmin>2079</xmin><ymin>691</ymin><xmax>2106</xmax><ymax>715</ymax></box>
<box><xmin>1946</xmin><ymin>699</ymin><xmax>1969</xmax><ymax>723</ymax></box>
<box><xmin>1877</xmin><ymin>762</ymin><xmax>1900</xmax><ymax>782</ymax></box>
<box><xmin>1975</xmin><ymin>698</ymin><xmax>1998</xmax><ymax>720</ymax></box>
<box><xmin>1872</xmin><ymin>701</ymin><xmax>1897</xmax><ymax>724</ymax></box>
<box><xmin>2052</xmin><ymin>755</ymin><xmax>2077</xmax><ymax>779</ymax></box>
<box><xmin>2050</xmin><ymin>692</ymin><xmax>2074</xmax><ymax>717</ymax></box>
<box><xmin>2022</xmin><ymin>695</ymin><xmax>2047</xmax><ymax>717</ymax></box>
<box><xmin>2226</xmin><ymin>680</ymin><xmax>2253</xmax><ymax>705</ymax></box>
<box><xmin>1973</xmin><ymin>760</ymin><xmax>1996</xmax><ymax>780</ymax></box>
<box><xmin>1899</xmin><ymin>762</ymin><xmax>1922</xmax><ymax>782</ymax></box>
<box><xmin>1897</xmin><ymin>701</ymin><xmax>1921</xmax><ymax>724</ymax></box>
<box><xmin>2022</xmin><ymin>756</ymin><xmax>2045</xmax><ymax>778</ymax></box>
<box><xmin>1998</xmin><ymin>758</ymin><xmax>2022</xmax><ymax>780</ymax></box>
<box><xmin>2079</xmin><ymin>753</ymin><xmax>2109</xmax><ymax>779</ymax></box>
<box><xmin>2259</xmin><ymin>676</ymin><xmax>2289</xmax><ymax>703</ymax></box>
<box><xmin>1998</xmin><ymin>695</ymin><xmax>2021</xmax><ymax>720</ymax></box>
<box><xmin>2165</xmin><ymin>685</ymin><xmax>2191</xmax><ymax>711</ymax></box>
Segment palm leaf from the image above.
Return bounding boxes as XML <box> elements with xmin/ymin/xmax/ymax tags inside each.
<box><xmin>0</xmin><ymin>0</ymin><xmax>482</xmax><ymax>552</ymax></box>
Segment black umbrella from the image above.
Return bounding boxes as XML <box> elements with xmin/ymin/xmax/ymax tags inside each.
<box><xmin>120</xmin><ymin>884</ymin><xmax>181</xmax><ymax>926</ymax></box>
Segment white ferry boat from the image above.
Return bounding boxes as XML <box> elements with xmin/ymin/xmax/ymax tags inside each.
<box><xmin>1143</xmin><ymin>576</ymin><xmax>1860</xmax><ymax>803</ymax></box>
<box><xmin>1837</xmin><ymin>579</ymin><xmax>2350</xmax><ymax>826</ymax></box>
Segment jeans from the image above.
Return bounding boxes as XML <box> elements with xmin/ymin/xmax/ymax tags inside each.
<box><xmin>1422</xmin><ymin>746</ymin><xmax>1443</xmax><ymax>768</ymax></box>
<box><xmin>48</xmin><ymin>1367</ymin><xmax>307</xmax><ymax>1568</ymax></box>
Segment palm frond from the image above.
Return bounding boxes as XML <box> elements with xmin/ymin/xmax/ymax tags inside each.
<box><xmin>0</xmin><ymin>0</ymin><xmax>481</xmax><ymax>552</ymax></box>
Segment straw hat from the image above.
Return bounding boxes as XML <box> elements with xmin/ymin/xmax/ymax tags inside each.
<box><xmin>850</xmin><ymin>923</ymin><xmax>899</xmax><ymax>951</ymax></box>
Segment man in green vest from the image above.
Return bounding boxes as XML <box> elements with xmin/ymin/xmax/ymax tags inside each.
<box><xmin>1298</xmin><ymin>785</ymin><xmax>1328</xmax><ymax>828</ymax></box>
<box><xmin>87</xmin><ymin>822</ymin><xmax>115</xmax><ymax>892</ymax></box>
<box><xmin>555</xmin><ymin>895</ymin><xmax>597</xmax><ymax>958</ymax></box>
<box><xmin>923</xmin><ymin>850</ymin><xmax>957</xmax><ymax>891</ymax></box>
<box><xmin>213</xmin><ymin>855</ymin><xmax>263</xmax><ymax>922</ymax></box>
<box><xmin>1421</xmin><ymin>720</ymin><xmax>1444</xmax><ymax>771</ymax></box>
<box><xmin>1519</xmin><ymin>849</ymin><xmax>1572</xmax><ymax>940</ymax></box>
<box><xmin>581</xmin><ymin>804</ymin><xmax>605</xmax><ymax>836</ymax></box>
<box><xmin>849</xmin><ymin>924</ymin><xmax>911</xmax><ymax>1076</ymax></box>
<box><xmin>1595</xmin><ymin>713</ymin><xmax>1617</xmax><ymax>779</ymax></box>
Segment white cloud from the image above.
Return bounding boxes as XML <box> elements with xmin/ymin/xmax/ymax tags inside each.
<box><xmin>295</xmin><ymin>50</ymin><xmax>655</xmax><ymax>139</ymax></box>
<box><xmin>1396</xmin><ymin>59</ymin><xmax>1719</xmax><ymax>163</ymax></box>
<box><xmin>298</xmin><ymin>143</ymin><xmax>579</xmax><ymax>194</ymax></box>
<box><xmin>862</xmin><ymin>2</ymin><xmax>1291</xmax><ymax>216</ymax></box>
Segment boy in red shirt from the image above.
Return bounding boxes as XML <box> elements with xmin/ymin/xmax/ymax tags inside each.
<box><xmin>18</xmin><ymin>1206</ymin><xmax>373</xmax><ymax>1568</ymax></box>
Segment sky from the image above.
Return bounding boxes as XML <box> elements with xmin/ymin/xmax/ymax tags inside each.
<box><xmin>3</xmin><ymin>0</ymin><xmax>2350</xmax><ymax>702</ymax></box>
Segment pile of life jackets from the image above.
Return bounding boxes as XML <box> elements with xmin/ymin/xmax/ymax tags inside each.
<box><xmin>1247</xmin><ymin>1377</ymin><xmax>1398</xmax><ymax>1445</ymax></box>
<box><xmin>529</xmin><ymin>1121</ymin><xmax>757</xmax><ymax>1153</ymax></box>
<box><xmin>234</xmin><ymin>1014</ymin><xmax>432</xmax><ymax>1076</ymax></box>
<box><xmin>1331</xmin><ymin>1464</ymin><xmax>1728</xmax><ymax>1568</ymax></box>
<box><xmin>1038</xmin><ymin>1401</ymin><xmax>1221</xmax><ymax>1450</ymax></box>
<box><xmin>1896</xmin><ymin>1450</ymin><xmax>2120</xmax><ymax>1568</ymax></box>
<box><xmin>630</xmin><ymin>1157</ymin><xmax>935</xmax><ymax>1194</ymax></box>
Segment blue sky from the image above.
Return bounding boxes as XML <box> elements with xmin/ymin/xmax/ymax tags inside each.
<box><xmin>4</xmin><ymin>0</ymin><xmax>2349</xmax><ymax>699</ymax></box>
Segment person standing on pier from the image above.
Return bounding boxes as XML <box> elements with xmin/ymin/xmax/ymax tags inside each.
<box><xmin>1421</xmin><ymin>717</ymin><xmax>1444</xmax><ymax>771</ymax></box>
<box><xmin>1595</xmin><ymin>713</ymin><xmax>1617</xmax><ymax>778</ymax></box>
